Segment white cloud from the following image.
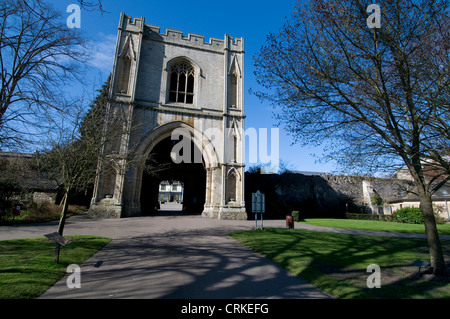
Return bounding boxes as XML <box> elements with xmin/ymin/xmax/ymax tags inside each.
<box><xmin>87</xmin><ymin>33</ymin><xmax>117</xmax><ymax>72</ymax></box>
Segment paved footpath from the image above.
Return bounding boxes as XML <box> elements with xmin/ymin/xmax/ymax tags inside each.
<box><xmin>0</xmin><ymin>213</ymin><xmax>332</xmax><ymax>299</ymax></box>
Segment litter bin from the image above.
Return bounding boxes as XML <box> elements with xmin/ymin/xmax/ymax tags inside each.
<box><xmin>12</xmin><ymin>205</ymin><xmax>21</xmax><ymax>217</ymax></box>
<box><xmin>286</xmin><ymin>215</ymin><xmax>294</xmax><ymax>229</ymax></box>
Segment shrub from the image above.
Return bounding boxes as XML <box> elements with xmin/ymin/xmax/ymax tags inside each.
<box><xmin>433</xmin><ymin>205</ymin><xmax>448</xmax><ymax>225</ymax></box>
<box><xmin>26</xmin><ymin>201</ymin><xmax>61</xmax><ymax>222</ymax></box>
<box><xmin>292</xmin><ymin>211</ymin><xmax>303</xmax><ymax>222</ymax></box>
<box><xmin>371</xmin><ymin>194</ymin><xmax>384</xmax><ymax>206</ymax></box>
<box><xmin>0</xmin><ymin>179</ymin><xmax>23</xmax><ymax>223</ymax></box>
<box><xmin>393</xmin><ymin>207</ymin><xmax>424</xmax><ymax>224</ymax></box>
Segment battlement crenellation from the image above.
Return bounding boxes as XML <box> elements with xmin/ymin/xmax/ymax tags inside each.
<box><xmin>119</xmin><ymin>13</ymin><xmax>244</xmax><ymax>52</ymax></box>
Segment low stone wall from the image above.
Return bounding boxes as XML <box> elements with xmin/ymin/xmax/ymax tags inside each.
<box><xmin>32</xmin><ymin>191</ymin><xmax>57</xmax><ymax>204</ymax></box>
<box><xmin>245</xmin><ymin>172</ymin><xmax>415</xmax><ymax>218</ymax></box>
<box><xmin>321</xmin><ymin>174</ymin><xmax>414</xmax><ymax>205</ymax></box>
<box><xmin>88</xmin><ymin>198</ymin><xmax>122</xmax><ymax>219</ymax></box>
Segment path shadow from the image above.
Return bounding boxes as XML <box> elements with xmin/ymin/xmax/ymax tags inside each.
<box><xmin>40</xmin><ymin>227</ymin><xmax>331</xmax><ymax>299</ymax></box>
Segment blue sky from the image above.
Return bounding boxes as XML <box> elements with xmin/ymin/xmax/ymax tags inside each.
<box><xmin>52</xmin><ymin>0</ymin><xmax>336</xmax><ymax>173</ymax></box>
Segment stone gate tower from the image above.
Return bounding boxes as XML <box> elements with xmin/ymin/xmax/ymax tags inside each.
<box><xmin>89</xmin><ymin>13</ymin><xmax>246</xmax><ymax>219</ymax></box>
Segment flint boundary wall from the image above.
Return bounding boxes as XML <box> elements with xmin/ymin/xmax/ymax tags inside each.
<box><xmin>245</xmin><ymin>172</ymin><xmax>415</xmax><ymax>219</ymax></box>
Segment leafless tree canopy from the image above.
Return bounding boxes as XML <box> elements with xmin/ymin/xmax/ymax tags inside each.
<box><xmin>254</xmin><ymin>0</ymin><xmax>449</xmax><ymax>180</ymax></box>
<box><xmin>253</xmin><ymin>0</ymin><xmax>449</xmax><ymax>275</ymax></box>
<box><xmin>0</xmin><ymin>0</ymin><xmax>88</xmax><ymax>149</ymax></box>
<box><xmin>77</xmin><ymin>0</ymin><xmax>105</xmax><ymax>12</ymax></box>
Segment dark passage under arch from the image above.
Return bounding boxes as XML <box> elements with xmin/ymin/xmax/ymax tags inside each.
<box><xmin>140</xmin><ymin>136</ymin><xmax>206</xmax><ymax>215</ymax></box>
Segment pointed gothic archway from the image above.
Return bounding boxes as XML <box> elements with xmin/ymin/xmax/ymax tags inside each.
<box><xmin>132</xmin><ymin>121</ymin><xmax>217</xmax><ymax>217</ymax></box>
<box><xmin>140</xmin><ymin>136</ymin><xmax>206</xmax><ymax>215</ymax></box>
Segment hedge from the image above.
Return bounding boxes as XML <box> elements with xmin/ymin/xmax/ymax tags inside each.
<box><xmin>345</xmin><ymin>212</ymin><xmax>394</xmax><ymax>222</ymax></box>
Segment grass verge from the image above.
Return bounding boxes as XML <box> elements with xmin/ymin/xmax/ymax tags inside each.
<box><xmin>0</xmin><ymin>235</ymin><xmax>111</xmax><ymax>299</ymax></box>
<box><xmin>302</xmin><ymin>218</ymin><xmax>450</xmax><ymax>235</ymax></box>
<box><xmin>230</xmin><ymin>228</ymin><xmax>450</xmax><ymax>299</ymax></box>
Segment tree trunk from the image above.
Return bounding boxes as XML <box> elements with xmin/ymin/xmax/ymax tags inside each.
<box><xmin>418</xmin><ymin>189</ymin><xmax>448</xmax><ymax>276</ymax></box>
<box><xmin>54</xmin><ymin>244</ymin><xmax>61</xmax><ymax>264</ymax></box>
<box><xmin>57</xmin><ymin>190</ymin><xmax>70</xmax><ymax>235</ymax></box>
<box><xmin>55</xmin><ymin>189</ymin><xmax>70</xmax><ymax>263</ymax></box>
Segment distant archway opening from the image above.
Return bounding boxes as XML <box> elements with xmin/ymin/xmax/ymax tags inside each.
<box><xmin>140</xmin><ymin>136</ymin><xmax>206</xmax><ymax>215</ymax></box>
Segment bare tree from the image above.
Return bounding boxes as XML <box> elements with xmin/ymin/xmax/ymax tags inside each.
<box><xmin>41</xmin><ymin>105</ymin><xmax>119</xmax><ymax>261</ymax></box>
<box><xmin>77</xmin><ymin>0</ymin><xmax>106</xmax><ymax>13</ymax></box>
<box><xmin>0</xmin><ymin>0</ymin><xmax>88</xmax><ymax>150</ymax></box>
<box><xmin>253</xmin><ymin>0</ymin><xmax>449</xmax><ymax>275</ymax></box>
<box><xmin>40</xmin><ymin>77</ymin><xmax>168</xmax><ymax>262</ymax></box>
<box><xmin>38</xmin><ymin>76</ymin><xmax>121</xmax><ymax>262</ymax></box>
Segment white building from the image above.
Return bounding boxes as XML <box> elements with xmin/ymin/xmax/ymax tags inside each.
<box><xmin>159</xmin><ymin>181</ymin><xmax>184</xmax><ymax>203</ymax></box>
<box><xmin>389</xmin><ymin>184</ymin><xmax>450</xmax><ymax>221</ymax></box>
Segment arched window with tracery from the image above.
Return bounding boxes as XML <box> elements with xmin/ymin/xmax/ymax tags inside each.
<box><xmin>169</xmin><ymin>62</ymin><xmax>195</xmax><ymax>104</ymax></box>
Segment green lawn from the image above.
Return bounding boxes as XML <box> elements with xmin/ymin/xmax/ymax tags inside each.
<box><xmin>230</xmin><ymin>228</ymin><xmax>450</xmax><ymax>299</ymax></box>
<box><xmin>0</xmin><ymin>235</ymin><xmax>111</xmax><ymax>299</ymax></box>
<box><xmin>302</xmin><ymin>218</ymin><xmax>450</xmax><ymax>235</ymax></box>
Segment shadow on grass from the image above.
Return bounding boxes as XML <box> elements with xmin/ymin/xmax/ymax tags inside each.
<box><xmin>230</xmin><ymin>228</ymin><xmax>450</xmax><ymax>299</ymax></box>
<box><xmin>0</xmin><ymin>235</ymin><xmax>111</xmax><ymax>299</ymax></box>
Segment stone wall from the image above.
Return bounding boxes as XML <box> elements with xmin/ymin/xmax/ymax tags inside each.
<box><xmin>32</xmin><ymin>192</ymin><xmax>57</xmax><ymax>204</ymax></box>
<box><xmin>245</xmin><ymin>172</ymin><xmax>415</xmax><ymax>219</ymax></box>
<box><xmin>321</xmin><ymin>174</ymin><xmax>414</xmax><ymax>204</ymax></box>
